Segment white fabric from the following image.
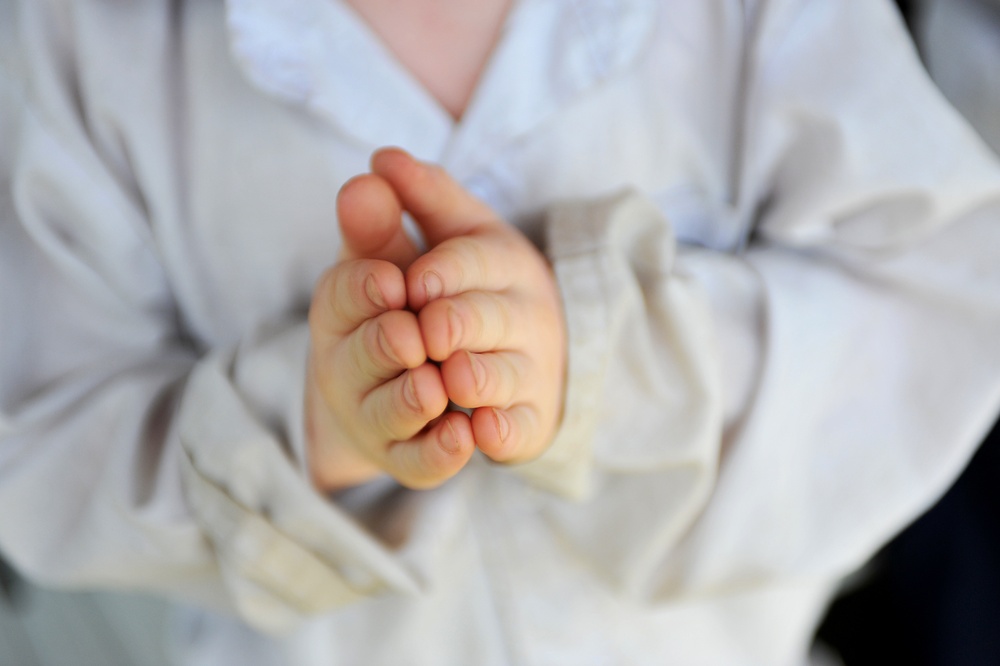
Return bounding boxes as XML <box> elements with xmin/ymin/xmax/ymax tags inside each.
<box><xmin>2</xmin><ymin>0</ymin><xmax>1000</xmax><ymax>663</ymax></box>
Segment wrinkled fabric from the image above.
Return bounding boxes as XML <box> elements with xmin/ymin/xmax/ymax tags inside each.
<box><xmin>2</xmin><ymin>0</ymin><xmax>1000</xmax><ymax>664</ymax></box>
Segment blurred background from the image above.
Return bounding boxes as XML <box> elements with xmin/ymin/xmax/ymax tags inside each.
<box><xmin>1</xmin><ymin>1</ymin><xmax>998</xmax><ymax>664</ymax></box>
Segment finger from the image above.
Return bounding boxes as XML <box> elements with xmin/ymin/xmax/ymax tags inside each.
<box><xmin>370</xmin><ymin>147</ymin><xmax>499</xmax><ymax>247</ymax></box>
<box><xmin>471</xmin><ymin>404</ymin><xmax>547</xmax><ymax>464</ymax></box>
<box><xmin>440</xmin><ymin>350</ymin><xmax>527</xmax><ymax>410</ymax></box>
<box><xmin>310</xmin><ymin>259</ymin><xmax>407</xmax><ymax>342</ymax></box>
<box><xmin>418</xmin><ymin>290</ymin><xmax>528</xmax><ymax>361</ymax></box>
<box><xmin>337</xmin><ymin>309</ymin><xmax>426</xmax><ymax>391</ymax></box>
<box><xmin>337</xmin><ymin>173</ymin><xmax>420</xmax><ymax>267</ymax></box>
<box><xmin>405</xmin><ymin>232</ymin><xmax>527</xmax><ymax>310</ymax></box>
<box><xmin>384</xmin><ymin>411</ymin><xmax>476</xmax><ymax>489</ymax></box>
<box><xmin>360</xmin><ymin>363</ymin><xmax>448</xmax><ymax>441</ymax></box>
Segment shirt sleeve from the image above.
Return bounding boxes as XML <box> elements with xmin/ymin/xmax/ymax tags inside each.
<box><xmin>513</xmin><ymin>0</ymin><xmax>1000</xmax><ymax>600</ymax></box>
<box><xmin>0</xmin><ymin>2</ymin><xmax>418</xmax><ymax>634</ymax></box>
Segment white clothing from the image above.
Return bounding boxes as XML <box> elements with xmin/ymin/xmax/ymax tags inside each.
<box><xmin>3</xmin><ymin>0</ymin><xmax>1000</xmax><ymax>664</ymax></box>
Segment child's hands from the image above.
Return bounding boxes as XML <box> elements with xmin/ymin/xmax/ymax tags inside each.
<box><xmin>305</xmin><ymin>175</ymin><xmax>475</xmax><ymax>491</ymax></box>
<box><xmin>306</xmin><ymin>149</ymin><xmax>566</xmax><ymax>492</ymax></box>
<box><xmin>372</xmin><ymin>149</ymin><xmax>567</xmax><ymax>464</ymax></box>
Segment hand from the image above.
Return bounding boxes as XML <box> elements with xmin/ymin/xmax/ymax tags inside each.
<box><xmin>371</xmin><ymin>148</ymin><xmax>567</xmax><ymax>464</ymax></box>
<box><xmin>305</xmin><ymin>173</ymin><xmax>476</xmax><ymax>491</ymax></box>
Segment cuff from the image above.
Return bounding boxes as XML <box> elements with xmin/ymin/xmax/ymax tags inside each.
<box><xmin>511</xmin><ymin>190</ymin><xmax>667</xmax><ymax>500</ymax></box>
<box><xmin>177</xmin><ymin>325</ymin><xmax>418</xmax><ymax>633</ymax></box>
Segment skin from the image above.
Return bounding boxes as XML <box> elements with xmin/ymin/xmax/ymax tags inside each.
<box><xmin>306</xmin><ymin>148</ymin><xmax>567</xmax><ymax>491</ymax></box>
<box><xmin>343</xmin><ymin>0</ymin><xmax>511</xmax><ymax>120</ymax></box>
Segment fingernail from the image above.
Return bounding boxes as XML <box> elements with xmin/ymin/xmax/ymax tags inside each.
<box><xmin>493</xmin><ymin>408</ymin><xmax>509</xmax><ymax>443</ymax></box>
<box><xmin>447</xmin><ymin>307</ymin><xmax>462</xmax><ymax>350</ymax></box>
<box><xmin>468</xmin><ymin>352</ymin><xmax>487</xmax><ymax>394</ymax></box>
<box><xmin>376</xmin><ymin>325</ymin><xmax>399</xmax><ymax>366</ymax></box>
<box><xmin>423</xmin><ymin>272</ymin><xmax>443</xmax><ymax>301</ymax></box>
<box><xmin>440</xmin><ymin>419</ymin><xmax>461</xmax><ymax>454</ymax></box>
<box><xmin>403</xmin><ymin>372</ymin><xmax>422</xmax><ymax>413</ymax></box>
<box><xmin>365</xmin><ymin>275</ymin><xmax>385</xmax><ymax>309</ymax></box>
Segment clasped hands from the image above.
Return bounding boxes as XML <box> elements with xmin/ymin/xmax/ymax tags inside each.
<box><xmin>306</xmin><ymin>149</ymin><xmax>566</xmax><ymax>491</ymax></box>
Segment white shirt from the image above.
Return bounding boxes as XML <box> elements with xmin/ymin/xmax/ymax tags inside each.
<box><xmin>3</xmin><ymin>0</ymin><xmax>1000</xmax><ymax>664</ymax></box>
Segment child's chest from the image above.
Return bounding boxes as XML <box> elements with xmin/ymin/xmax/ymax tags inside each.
<box><xmin>341</xmin><ymin>0</ymin><xmax>512</xmax><ymax>120</ymax></box>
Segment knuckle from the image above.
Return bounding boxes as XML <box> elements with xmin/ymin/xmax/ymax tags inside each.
<box><xmin>443</xmin><ymin>237</ymin><xmax>483</xmax><ymax>282</ymax></box>
<box><xmin>347</xmin><ymin>263</ymin><xmax>375</xmax><ymax>307</ymax></box>
<box><xmin>369</xmin><ymin>401</ymin><xmax>400</xmax><ymax>441</ymax></box>
<box><xmin>366</xmin><ymin>374</ymin><xmax>432</xmax><ymax>441</ymax></box>
<box><xmin>333</xmin><ymin>267</ymin><xmax>367</xmax><ymax>326</ymax></box>
<box><xmin>469</xmin><ymin>243</ymin><xmax>490</xmax><ymax>284</ymax></box>
<box><xmin>448</xmin><ymin>237</ymin><xmax>489</xmax><ymax>285</ymax></box>
<box><xmin>366</xmin><ymin>391</ymin><xmax>411</xmax><ymax>442</ymax></box>
<box><xmin>489</xmin><ymin>355</ymin><xmax>519</xmax><ymax>407</ymax></box>
<box><xmin>433</xmin><ymin>245</ymin><xmax>466</xmax><ymax>286</ymax></box>
<box><xmin>387</xmin><ymin>449</ymin><xmax>437</xmax><ymax>490</ymax></box>
<box><xmin>490</xmin><ymin>293</ymin><xmax>513</xmax><ymax>344</ymax></box>
<box><xmin>442</xmin><ymin>301</ymin><xmax>472</xmax><ymax>351</ymax></box>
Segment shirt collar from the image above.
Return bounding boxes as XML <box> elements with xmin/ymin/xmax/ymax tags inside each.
<box><xmin>224</xmin><ymin>0</ymin><xmax>656</xmax><ymax>173</ymax></box>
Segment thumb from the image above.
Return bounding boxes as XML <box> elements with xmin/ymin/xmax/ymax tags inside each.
<box><xmin>370</xmin><ymin>147</ymin><xmax>499</xmax><ymax>248</ymax></box>
<box><xmin>337</xmin><ymin>173</ymin><xmax>420</xmax><ymax>268</ymax></box>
